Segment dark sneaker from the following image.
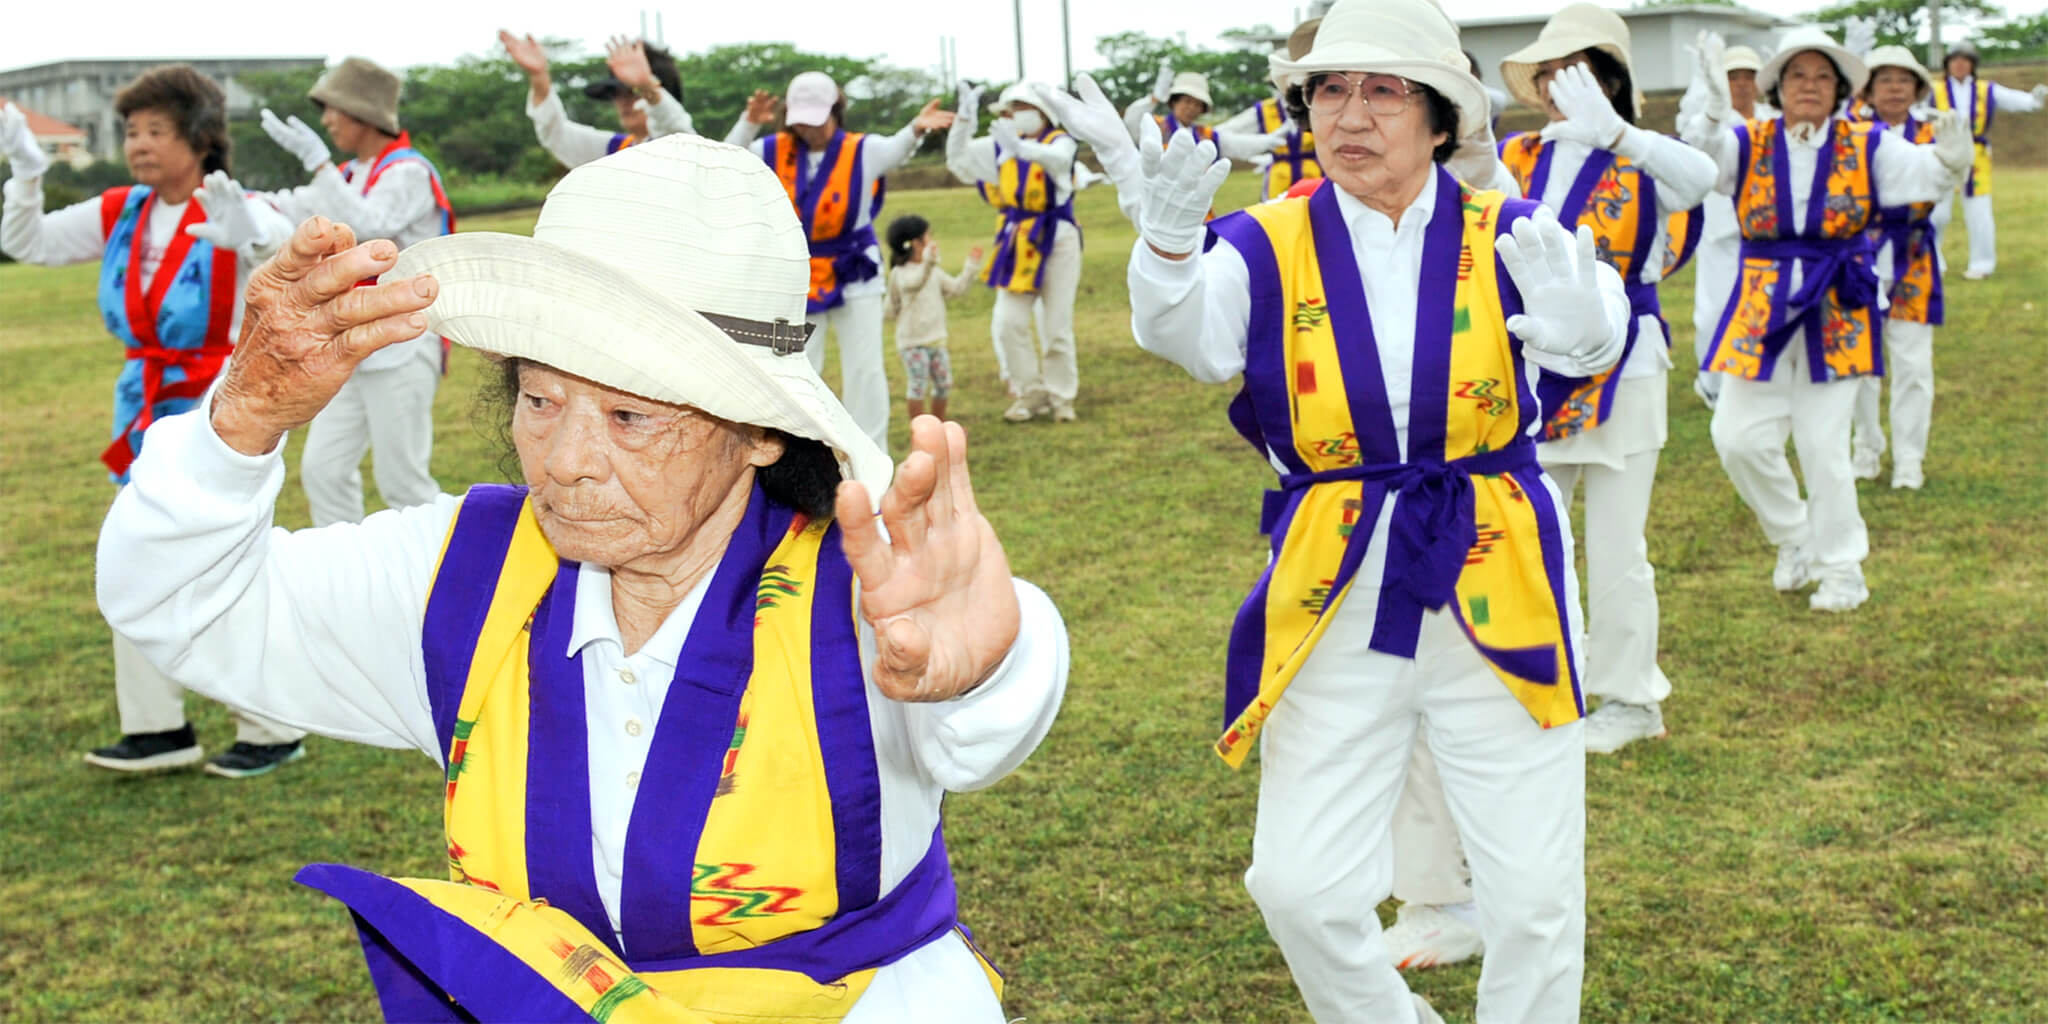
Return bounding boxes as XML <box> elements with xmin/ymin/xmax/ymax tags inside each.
<box><xmin>83</xmin><ymin>724</ymin><xmax>204</xmax><ymax>772</ymax></box>
<box><xmin>204</xmin><ymin>740</ymin><xmax>307</xmax><ymax>779</ymax></box>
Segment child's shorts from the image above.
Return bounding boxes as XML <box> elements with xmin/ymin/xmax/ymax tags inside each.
<box><xmin>902</xmin><ymin>345</ymin><xmax>952</xmax><ymax>400</ymax></box>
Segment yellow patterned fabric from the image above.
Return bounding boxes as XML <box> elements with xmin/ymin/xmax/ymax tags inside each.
<box><xmin>1931</xmin><ymin>77</ymin><xmax>1994</xmax><ymax>196</ymax></box>
<box><xmin>1252</xmin><ymin>97</ymin><xmax>1320</xmax><ymax>201</ymax></box>
<box><xmin>977</xmin><ymin>128</ymin><xmax>1070</xmax><ymax>294</ymax></box>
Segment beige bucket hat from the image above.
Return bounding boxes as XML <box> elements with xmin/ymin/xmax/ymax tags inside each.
<box><xmin>1166</xmin><ymin>72</ymin><xmax>1214</xmax><ymax>110</ymax></box>
<box><xmin>389</xmin><ymin>134</ymin><xmax>892</xmax><ymax>499</ymax></box>
<box><xmin>1723</xmin><ymin>45</ymin><xmax>1764</xmax><ymax>74</ymax></box>
<box><xmin>1862</xmin><ymin>44</ymin><xmax>1934</xmax><ymax>96</ymax></box>
<box><xmin>1268</xmin><ymin>0</ymin><xmax>1489</xmax><ymax>147</ymax></box>
<box><xmin>1760</xmin><ymin>25</ymin><xmax>1868</xmax><ymax>96</ymax></box>
<box><xmin>992</xmin><ymin>82</ymin><xmax>1059</xmax><ymax>125</ymax></box>
<box><xmin>1500</xmin><ymin>3</ymin><xmax>1644</xmax><ymax>117</ymax></box>
<box><xmin>309</xmin><ymin>57</ymin><xmax>401</xmax><ymax>136</ymax></box>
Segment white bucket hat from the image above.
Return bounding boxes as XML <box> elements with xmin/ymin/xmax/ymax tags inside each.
<box><xmin>1166</xmin><ymin>71</ymin><xmax>1214</xmax><ymax>110</ymax></box>
<box><xmin>1500</xmin><ymin>3</ymin><xmax>1644</xmax><ymax>117</ymax></box>
<box><xmin>1760</xmin><ymin>25</ymin><xmax>1867</xmax><ymax>96</ymax></box>
<box><xmin>1268</xmin><ymin>0</ymin><xmax>1489</xmax><ymax>147</ymax></box>
<box><xmin>1723</xmin><ymin>45</ymin><xmax>1764</xmax><ymax>74</ymax></box>
<box><xmin>390</xmin><ymin>133</ymin><xmax>891</xmax><ymax>499</ymax></box>
<box><xmin>1862</xmin><ymin>44</ymin><xmax>1934</xmax><ymax>96</ymax></box>
<box><xmin>992</xmin><ymin>82</ymin><xmax>1059</xmax><ymax>125</ymax></box>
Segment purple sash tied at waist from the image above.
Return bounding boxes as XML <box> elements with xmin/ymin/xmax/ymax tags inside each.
<box><xmin>812</xmin><ymin>225</ymin><xmax>881</xmax><ymax>290</ymax></box>
<box><xmin>1874</xmin><ymin>207</ymin><xmax>1935</xmax><ymax>288</ymax></box>
<box><xmin>1741</xmin><ymin>234</ymin><xmax>1879</xmax><ymax>358</ymax></box>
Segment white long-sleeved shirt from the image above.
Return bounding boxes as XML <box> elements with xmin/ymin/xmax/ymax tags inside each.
<box><xmin>1521</xmin><ymin>126</ymin><xmax>1718</xmax><ymax>380</ymax></box>
<box><xmin>96</xmin><ymin>407</ymin><xmax>1069</xmax><ymax>1002</ymax></box>
<box><xmin>723</xmin><ymin>119</ymin><xmax>925</xmax><ymax>302</ymax></box>
<box><xmin>885</xmin><ymin>256</ymin><xmax>981</xmax><ymax>350</ymax></box>
<box><xmin>1120</xmin><ymin>96</ymin><xmax>1281</xmax><ymax>162</ymax></box>
<box><xmin>945</xmin><ymin>124</ymin><xmax>1078</xmax><ymax>209</ymax></box>
<box><xmin>1</xmin><ymin>175</ymin><xmax>291</xmax><ymax>341</ymax></box>
<box><xmin>525</xmin><ymin>85</ymin><xmax>695</xmax><ymax>170</ymax></box>
<box><xmin>1942</xmin><ymin>75</ymin><xmax>2044</xmax><ymax>133</ymax></box>
<box><xmin>257</xmin><ymin>153</ymin><xmax>444</xmax><ymax>372</ymax></box>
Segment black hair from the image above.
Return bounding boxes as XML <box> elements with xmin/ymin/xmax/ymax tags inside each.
<box><xmin>484</xmin><ymin>359</ymin><xmax>844</xmax><ymax>520</ymax></box>
<box><xmin>114</xmin><ymin>64</ymin><xmax>231</xmax><ymax>175</ymax></box>
<box><xmin>1286</xmin><ymin>78</ymin><xmax>1462</xmax><ymax>164</ymax></box>
<box><xmin>1766</xmin><ymin>51</ymin><xmax>1854</xmax><ymax>110</ymax></box>
<box><xmin>885</xmin><ymin>214</ymin><xmax>929</xmax><ymax>269</ymax></box>
<box><xmin>1581</xmin><ymin>48</ymin><xmax>1639</xmax><ymax>125</ymax></box>
<box><xmin>582</xmin><ymin>41</ymin><xmax>684</xmax><ymax>105</ymax></box>
<box><xmin>1464</xmin><ymin>50</ymin><xmax>1483</xmax><ymax>78</ymax></box>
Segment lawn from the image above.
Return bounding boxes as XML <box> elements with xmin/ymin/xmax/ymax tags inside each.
<box><xmin>1</xmin><ymin>167</ymin><xmax>2044</xmax><ymax>1023</ymax></box>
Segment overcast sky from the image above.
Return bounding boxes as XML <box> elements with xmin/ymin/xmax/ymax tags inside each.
<box><xmin>4</xmin><ymin>0</ymin><xmax>2042</xmax><ymax>86</ymax></box>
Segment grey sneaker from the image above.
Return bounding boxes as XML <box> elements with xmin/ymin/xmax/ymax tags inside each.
<box><xmin>83</xmin><ymin>724</ymin><xmax>204</xmax><ymax>773</ymax></box>
<box><xmin>1583</xmin><ymin>701</ymin><xmax>1667</xmax><ymax>754</ymax></box>
<box><xmin>204</xmin><ymin>740</ymin><xmax>307</xmax><ymax>779</ymax></box>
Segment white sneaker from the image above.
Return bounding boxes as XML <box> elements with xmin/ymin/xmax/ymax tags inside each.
<box><xmin>1773</xmin><ymin>545</ymin><xmax>1813</xmax><ymax>592</ymax></box>
<box><xmin>1810</xmin><ymin>573</ymin><xmax>1870</xmax><ymax>612</ymax></box>
<box><xmin>1692</xmin><ymin>373</ymin><xmax>1720</xmax><ymax>410</ymax></box>
<box><xmin>1050</xmin><ymin>401</ymin><xmax>1077</xmax><ymax>423</ymax></box>
<box><xmin>1583</xmin><ymin>700</ymin><xmax>1667</xmax><ymax>754</ymax></box>
<box><xmin>1891</xmin><ymin>464</ymin><xmax>1924</xmax><ymax>490</ymax></box>
<box><xmin>1963</xmin><ymin>269</ymin><xmax>1990</xmax><ymax>280</ymax></box>
<box><xmin>1002</xmin><ymin>398</ymin><xmax>1036</xmax><ymax>423</ymax></box>
<box><xmin>1382</xmin><ymin>903</ymin><xmax>1484</xmax><ymax>971</ymax></box>
<box><xmin>1851</xmin><ymin>449</ymin><xmax>1882</xmax><ymax>481</ymax></box>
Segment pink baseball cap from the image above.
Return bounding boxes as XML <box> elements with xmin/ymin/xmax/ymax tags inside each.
<box><xmin>785</xmin><ymin>71</ymin><xmax>840</xmax><ymax>127</ymax></box>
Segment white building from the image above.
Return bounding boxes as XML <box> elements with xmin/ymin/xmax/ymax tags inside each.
<box><xmin>0</xmin><ymin>57</ymin><xmax>324</xmax><ymax>163</ymax></box>
<box><xmin>1461</xmin><ymin>4</ymin><xmax>1804</xmax><ymax>95</ymax></box>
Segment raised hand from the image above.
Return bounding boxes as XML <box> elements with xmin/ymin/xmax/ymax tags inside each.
<box><xmin>956</xmin><ymin>79</ymin><xmax>983</xmax><ymax>120</ymax></box>
<box><xmin>911</xmin><ymin>98</ymin><xmax>956</xmax><ymax>135</ymax></box>
<box><xmin>1034</xmin><ymin>75</ymin><xmax>1140</xmax><ymax>187</ymax></box>
<box><xmin>1843</xmin><ymin>15</ymin><xmax>1877</xmax><ymax>58</ymax></box>
<box><xmin>210</xmin><ymin>218</ymin><xmax>438</xmax><ymax>456</ymax></box>
<box><xmin>1541</xmin><ymin>63</ymin><xmax>1627</xmax><ymax>149</ymax></box>
<box><xmin>605</xmin><ymin>34</ymin><xmax>655</xmax><ymax>93</ymax></box>
<box><xmin>260</xmin><ymin>108</ymin><xmax>332</xmax><ymax>173</ymax></box>
<box><xmin>743</xmin><ymin>89</ymin><xmax>779</xmax><ymax>125</ymax></box>
<box><xmin>499</xmin><ymin>30</ymin><xmax>549</xmax><ymax>78</ymax></box>
<box><xmin>1138</xmin><ymin>124</ymin><xmax>1229</xmax><ymax>258</ymax></box>
<box><xmin>835</xmin><ymin>416</ymin><xmax>1020</xmax><ymax>703</ymax></box>
<box><xmin>1497</xmin><ymin>205</ymin><xmax>1608</xmax><ymax>357</ymax></box>
<box><xmin>1</xmin><ymin>102</ymin><xmax>51</xmax><ymax>179</ymax></box>
<box><xmin>1929</xmin><ymin>109</ymin><xmax>1973</xmax><ymax>177</ymax></box>
<box><xmin>185</xmin><ymin>171</ymin><xmax>264</xmax><ymax>250</ymax></box>
<box><xmin>1151</xmin><ymin>59</ymin><xmax>1175</xmax><ymax>103</ymax></box>
<box><xmin>1694</xmin><ymin>31</ymin><xmax>1731</xmax><ymax>124</ymax></box>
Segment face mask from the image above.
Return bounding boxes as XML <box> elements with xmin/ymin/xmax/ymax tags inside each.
<box><xmin>1008</xmin><ymin>110</ymin><xmax>1044</xmax><ymax>137</ymax></box>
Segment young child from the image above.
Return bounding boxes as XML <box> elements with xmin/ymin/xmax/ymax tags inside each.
<box><xmin>883</xmin><ymin>214</ymin><xmax>982</xmax><ymax>422</ymax></box>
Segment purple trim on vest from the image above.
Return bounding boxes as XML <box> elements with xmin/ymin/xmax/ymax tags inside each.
<box><xmin>811</xmin><ymin>527</ymin><xmax>884</xmax><ymax>910</ymax></box>
<box><xmin>421</xmin><ymin>484</ymin><xmax>533</xmax><ymax>756</ymax></box>
<box><xmin>523</xmin><ymin>566</ymin><xmax>618</xmax><ymax>949</ymax></box>
<box><xmin>1222</xmin><ymin>482</ymin><xmax>1307</xmax><ymax>731</ymax></box>
<box><xmin>1308</xmin><ymin>180</ymin><xmax>1402</xmax><ymax>464</ymax></box>
<box><xmin>1873</xmin><ymin>115</ymin><xmax>1945</xmax><ymax>325</ymax></box>
<box><xmin>1516</xmin><ymin>465</ymin><xmax>1583</xmax><ymax>704</ymax></box>
<box><xmin>297</xmin><ymin>863</ymin><xmax>594</xmax><ymax>1024</ymax></box>
<box><xmin>1206</xmin><ymin>210</ymin><xmax>1307</xmax><ymax>475</ymax></box>
<box><xmin>1534</xmin><ymin>172</ymin><xmax>1665</xmax><ymax>433</ymax></box>
<box><xmin>983</xmin><ymin>131</ymin><xmax>1078</xmax><ymax>294</ymax></box>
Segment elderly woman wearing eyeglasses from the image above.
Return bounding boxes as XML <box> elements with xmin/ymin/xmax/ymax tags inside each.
<box><xmin>1046</xmin><ymin>0</ymin><xmax>1630</xmax><ymax>1017</ymax></box>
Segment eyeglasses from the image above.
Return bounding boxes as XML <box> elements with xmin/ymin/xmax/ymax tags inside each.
<box><xmin>1305</xmin><ymin>72</ymin><xmax>1420</xmax><ymax>117</ymax></box>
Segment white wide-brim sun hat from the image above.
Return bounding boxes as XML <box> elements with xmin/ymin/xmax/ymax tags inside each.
<box><xmin>1863</xmin><ymin>44</ymin><xmax>1934</xmax><ymax>96</ymax></box>
<box><xmin>1499</xmin><ymin>2</ymin><xmax>1644</xmax><ymax>117</ymax></box>
<box><xmin>390</xmin><ymin>133</ymin><xmax>892</xmax><ymax>501</ymax></box>
<box><xmin>1166</xmin><ymin>72</ymin><xmax>1214</xmax><ymax>109</ymax></box>
<box><xmin>1723</xmin><ymin>45</ymin><xmax>1764</xmax><ymax>74</ymax></box>
<box><xmin>991</xmin><ymin>82</ymin><xmax>1059</xmax><ymax>125</ymax></box>
<box><xmin>1268</xmin><ymin>0</ymin><xmax>1489</xmax><ymax>147</ymax></box>
<box><xmin>1760</xmin><ymin>25</ymin><xmax>1868</xmax><ymax>96</ymax></box>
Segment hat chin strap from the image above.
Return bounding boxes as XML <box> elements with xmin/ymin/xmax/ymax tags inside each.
<box><xmin>699</xmin><ymin>311</ymin><xmax>816</xmax><ymax>356</ymax></box>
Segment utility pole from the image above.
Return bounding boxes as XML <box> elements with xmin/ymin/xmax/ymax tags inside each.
<box><xmin>1927</xmin><ymin>0</ymin><xmax>1944</xmax><ymax>69</ymax></box>
<box><xmin>1014</xmin><ymin>0</ymin><xmax>1026</xmax><ymax>81</ymax></box>
<box><xmin>1061</xmin><ymin>0</ymin><xmax>1074</xmax><ymax>87</ymax></box>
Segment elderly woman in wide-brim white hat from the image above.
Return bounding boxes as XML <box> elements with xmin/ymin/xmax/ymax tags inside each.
<box><xmin>1847</xmin><ymin>45</ymin><xmax>1948</xmax><ymax>492</ymax></box>
<box><xmin>1681</xmin><ymin>27</ymin><xmax>1971</xmax><ymax>613</ymax></box>
<box><xmin>944</xmin><ymin>79</ymin><xmax>1085</xmax><ymax>423</ymax></box>
<box><xmin>1042</xmin><ymin>0</ymin><xmax>1637</xmax><ymax>1018</ymax></box>
<box><xmin>95</xmin><ymin>134</ymin><xmax>1068</xmax><ymax>1022</ymax></box>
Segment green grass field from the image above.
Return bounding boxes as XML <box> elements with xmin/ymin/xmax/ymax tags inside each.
<box><xmin>2</xmin><ymin>168</ymin><xmax>2044</xmax><ymax>1023</ymax></box>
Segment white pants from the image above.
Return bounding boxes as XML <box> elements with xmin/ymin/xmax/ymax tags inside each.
<box><xmin>806</xmin><ymin>292</ymin><xmax>889</xmax><ymax>451</ymax></box>
<box><xmin>841</xmin><ymin>932</ymin><xmax>1003</xmax><ymax>1023</ymax></box>
<box><xmin>303</xmin><ymin>359</ymin><xmax>442</xmax><ymax>528</ymax></box>
<box><xmin>1852</xmin><ymin>318</ymin><xmax>1934</xmax><ymax>476</ymax></box>
<box><xmin>1691</xmin><ymin>205</ymin><xmax>1739</xmax><ymax>401</ymax></box>
<box><xmin>1390</xmin><ymin>726</ymin><xmax>1472</xmax><ymax>906</ymax></box>
<box><xmin>1544</xmin><ymin>450</ymin><xmax>1672</xmax><ymax>707</ymax></box>
<box><xmin>112</xmin><ymin>629</ymin><xmax>302</xmax><ymax>743</ymax></box>
<box><xmin>1245</xmin><ymin>608</ymin><xmax>1586</xmax><ymax>1024</ymax></box>
<box><xmin>1710</xmin><ymin>345</ymin><xmax>1868</xmax><ymax>581</ymax></box>
<box><xmin>1943</xmin><ymin>191</ymin><xmax>1997</xmax><ymax>276</ymax></box>
<box><xmin>991</xmin><ymin>223</ymin><xmax>1081</xmax><ymax>405</ymax></box>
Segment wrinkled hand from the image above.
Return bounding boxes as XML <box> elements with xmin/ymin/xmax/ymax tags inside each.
<box><xmin>956</xmin><ymin>79</ymin><xmax>983</xmax><ymax>120</ymax></box>
<box><xmin>836</xmin><ymin>416</ymin><xmax>1020</xmax><ymax>703</ymax></box>
<box><xmin>911</xmin><ymin>98</ymin><xmax>956</xmax><ymax>135</ymax></box>
<box><xmin>185</xmin><ymin>171</ymin><xmax>264</xmax><ymax>250</ymax></box>
<box><xmin>1035</xmin><ymin>75</ymin><xmax>1140</xmax><ymax>188</ymax></box>
<box><xmin>1843</xmin><ymin>16</ymin><xmax>1877</xmax><ymax>59</ymax></box>
<box><xmin>0</xmin><ymin>102</ymin><xmax>51</xmax><ymax>179</ymax></box>
<box><xmin>1497</xmin><ymin>206</ymin><xmax>1607</xmax><ymax>356</ymax></box>
<box><xmin>260</xmin><ymin>108</ymin><xmax>331</xmax><ymax>173</ymax></box>
<box><xmin>1929</xmin><ymin>109</ymin><xmax>1973</xmax><ymax>176</ymax></box>
<box><xmin>606</xmin><ymin>34</ymin><xmax>655</xmax><ymax>93</ymax></box>
<box><xmin>499</xmin><ymin>30</ymin><xmax>549</xmax><ymax>78</ymax></box>
<box><xmin>743</xmin><ymin>90</ymin><xmax>779</xmax><ymax>125</ymax></box>
<box><xmin>210</xmin><ymin>218</ymin><xmax>438</xmax><ymax>456</ymax></box>
<box><xmin>1695</xmin><ymin>32</ymin><xmax>1732</xmax><ymax>124</ymax></box>
<box><xmin>1151</xmin><ymin>59</ymin><xmax>1175</xmax><ymax>103</ymax></box>
<box><xmin>1541</xmin><ymin>63</ymin><xmax>1628</xmax><ymax>149</ymax></box>
<box><xmin>1138</xmin><ymin>123</ymin><xmax>1229</xmax><ymax>258</ymax></box>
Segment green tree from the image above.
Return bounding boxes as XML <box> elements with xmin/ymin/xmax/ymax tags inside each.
<box><xmin>1087</xmin><ymin>30</ymin><xmax>1277</xmax><ymax>124</ymax></box>
<box><xmin>1978</xmin><ymin>12</ymin><xmax>2048</xmax><ymax>60</ymax></box>
<box><xmin>1806</xmin><ymin>0</ymin><xmax>2005</xmax><ymax>48</ymax></box>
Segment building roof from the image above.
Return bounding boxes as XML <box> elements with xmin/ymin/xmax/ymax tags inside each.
<box><xmin>0</xmin><ymin>96</ymin><xmax>84</xmax><ymax>138</ymax></box>
<box><xmin>1459</xmin><ymin>3</ymin><xmax>1800</xmax><ymax>30</ymax></box>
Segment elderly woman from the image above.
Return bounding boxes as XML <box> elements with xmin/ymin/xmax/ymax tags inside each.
<box><xmin>1</xmin><ymin>67</ymin><xmax>304</xmax><ymax>778</ymax></box>
<box><xmin>945</xmin><ymin>81</ymin><xmax>1082</xmax><ymax>423</ymax></box>
<box><xmin>1849</xmin><ymin>46</ymin><xmax>1948</xmax><ymax>491</ymax></box>
<box><xmin>1049</xmin><ymin>0</ymin><xmax>1631</xmax><ymax>1017</ymax></box>
<box><xmin>500</xmin><ymin>31</ymin><xmax>697</xmax><ymax>167</ymax></box>
<box><xmin>96</xmin><ymin>136</ymin><xmax>1067</xmax><ymax>1023</ymax></box>
<box><xmin>1684</xmin><ymin>28</ymin><xmax>1970</xmax><ymax>612</ymax></box>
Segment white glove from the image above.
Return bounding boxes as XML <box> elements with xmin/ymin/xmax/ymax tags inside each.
<box><xmin>1137</xmin><ymin>123</ymin><xmax>1229</xmax><ymax>257</ymax></box>
<box><xmin>1151</xmin><ymin>60</ymin><xmax>1175</xmax><ymax>103</ymax></box>
<box><xmin>1446</xmin><ymin>122</ymin><xmax>1508</xmax><ymax>194</ymax></box>
<box><xmin>184</xmin><ymin>170</ymin><xmax>264</xmax><ymax>250</ymax></box>
<box><xmin>1843</xmin><ymin>16</ymin><xmax>1877</xmax><ymax>59</ymax></box>
<box><xmin>0</xmin><ymin>102</ymin><xmax>51</xmax><ymax>180</ymax></box>
<box><xmin>1035</xmin><ymin>75</ymin><xmax>1141</xmax><ymax>188</ymax></box>
<box><xmin>989</xmin><ymin>113</ymin><xmax>1021</xmax><ymax>154</ymax></box>
<box><xmin>260</xmin><ymin>108</ymin><xmax>332</xmax><ymax>173</ymax></box>
<box><xmin>1929</xmin><ymin>109</ymin><xmax>1974</xmax><ymax>177</ymax></box>
<box><xmin>1694</xmin><ymin>32</ymin><xmax>1732</xmax><ymax>126</ymax></box>
<box><xmin>2032</xmin><ymin>83</ymin><xmax>2047</xmax><ymax>103</ymax></box>
<box><xmin>1540</xmin><ymin>64</ymin><xmax>1629</xmax><ymax>150</ymax></box>
<box><xmin>1497</xmin><ymin>206</ymin><xmax>1608</xmax><ymax>357</ymax></box>
<box><xmin>957</xmin><ymin>80</ymin><xmax>983</xmax><ymax>122</ymax></box>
